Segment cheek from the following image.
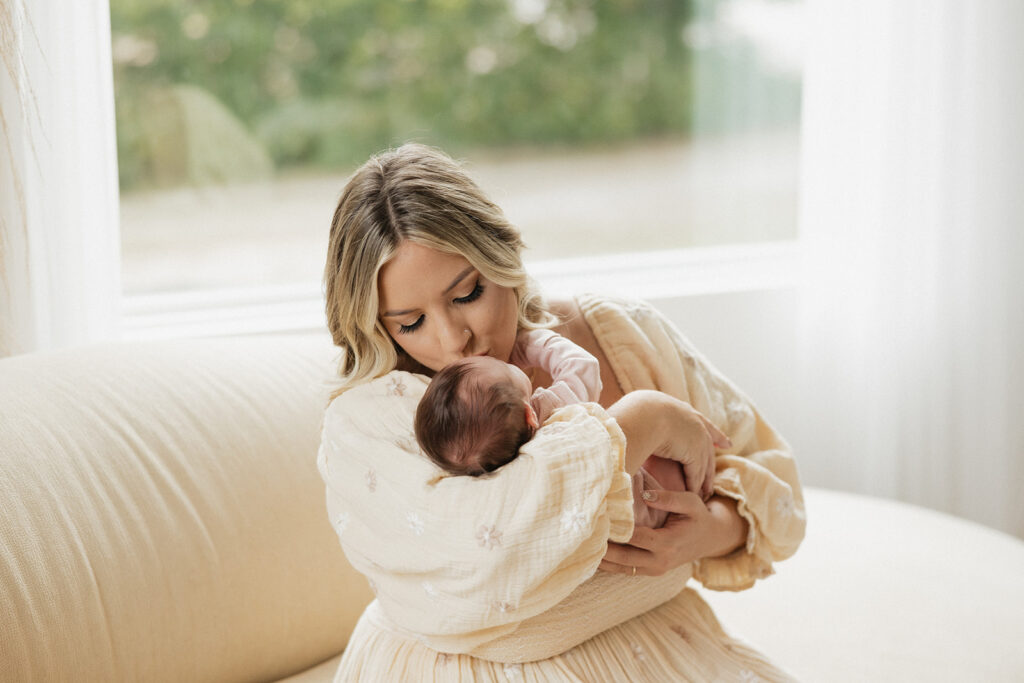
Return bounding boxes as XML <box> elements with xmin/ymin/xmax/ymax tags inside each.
<box><xmin>488</xmin><ymin>288</ymin><xmax>520</xmax><ymax>357</ymax></box>
<box><xmin>399</xmin><ymin>333</ymin><xmax>434</xmax><ymax>360</ymax></box>
<box><xmin>387</xmin><ymin>327</ymin><xmax>425</xmax><ymax>359</ymax></box>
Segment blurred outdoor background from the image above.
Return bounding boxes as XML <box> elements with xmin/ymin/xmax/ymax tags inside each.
<box><xmin>111</xmin><ymin>0</ymin><xmax>803</xmax><ymax>294</ymax></box>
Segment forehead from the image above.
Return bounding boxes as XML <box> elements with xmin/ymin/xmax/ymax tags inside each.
<box><xmin>378</xmin><ymin>242</ymin><xmax>473</xmax><ymax>308</ymax></box>
<box><xmin>460</xmin><ymin>356</ymin><xmax>513</xmax><ymax>384</ymax></box>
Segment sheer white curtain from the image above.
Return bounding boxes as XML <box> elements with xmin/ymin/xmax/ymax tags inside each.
<box><xmin>797</xmin><ymin>1</ymin><xmax>1024</xmax><ymax>536</ymax></box>
<box><xmin>0</xmin><ymin>0</ymin><xmax>121</xmax><ymax>357</ymax></box>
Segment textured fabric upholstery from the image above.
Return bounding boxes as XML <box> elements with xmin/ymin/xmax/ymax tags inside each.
<box><xmin>3</xmin><ymin>336</ymin><xmax>1022</xmax><ymax>682</ymax></box>
<box><xmin>0</xmin><ymin>336</ymin><xmax>373</xmax><ymax>682</ymax></box>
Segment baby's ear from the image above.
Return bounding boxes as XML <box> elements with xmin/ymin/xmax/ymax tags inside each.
<box><xmin>524</xmin><ymin>402</ymin><xmax>540</xmax><ymax>430</ymax></box>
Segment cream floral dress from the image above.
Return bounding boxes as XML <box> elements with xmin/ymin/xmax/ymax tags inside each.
<box><xmin>318</xmin><ymin>295</ymin><xmax>806</xmax><ymax>681</ymax></box>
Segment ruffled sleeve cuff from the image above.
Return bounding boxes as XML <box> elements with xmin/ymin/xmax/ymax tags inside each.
<box><xmin>692</xmin><ymin>455</ymin><xmax>806</xmax><ymax>592</ymax></box>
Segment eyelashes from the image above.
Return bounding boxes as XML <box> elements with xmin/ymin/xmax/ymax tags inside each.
<box><xmin>398</xmin><ymin>318</ymin><xmax>424</xmax><ymax>334</ymax></box>
<box><xmin>456</xmin><ymin>282</ymin><xmax>485</xmax><ymax>305</ymax></box>
<box><xmin>396</xmin><ymin>282</ymin><xmax>485</xmax><ymax>335</ymax></box>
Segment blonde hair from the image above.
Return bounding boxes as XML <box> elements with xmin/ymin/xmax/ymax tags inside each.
<box><xmin>324</xmin><ymin>143</ymin><xmax>556</xmax><ymax>397</ymax></box>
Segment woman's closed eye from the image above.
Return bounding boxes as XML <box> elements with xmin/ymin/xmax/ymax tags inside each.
<box><xmin>398</xmin><ymin>316</ymin><xmax>424</xmax><ymax>334</ymax></box>
<box><xmin>397</xmin><ymin>282</ymin><xmax>485</xmax><ymax>334</ymax></box>
<box><xmin>455</xmin><ymin>281</ymin><xmax>484</xmax><ymax>304</ymax></box>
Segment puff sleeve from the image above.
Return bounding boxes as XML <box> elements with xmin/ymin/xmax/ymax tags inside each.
<box><xmin>317</xmin><ymin>371</ymin><xmax>634</xmax><ymax>653</ymax></box>
<box><xmin>577</xmin><ymin>295</ymin><xmax>807</xmax><ymax>591</ymax></box>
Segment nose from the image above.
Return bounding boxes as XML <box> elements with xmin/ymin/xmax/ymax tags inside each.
<box><xmin>438</xmin><ymin>316</ymin><xmax>472</xmax><ymax>362</ymax></box>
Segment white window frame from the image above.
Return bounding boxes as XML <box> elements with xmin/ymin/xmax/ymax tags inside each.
<box><xmin>120</xmin><ymin>240</ymin><xmax>800</xmax><ymax>340</ymax></box>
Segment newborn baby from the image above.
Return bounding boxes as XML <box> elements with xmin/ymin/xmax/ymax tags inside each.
<box><xmin>414</xmin><ymin>329</ymin><xmax>689</xmax><ymax>528</ymax></box>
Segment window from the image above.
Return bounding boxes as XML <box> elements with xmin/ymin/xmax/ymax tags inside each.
<box><xmin>111</xmin><ymin>0</ymin><xmax>803</xmax><ymax>297</ymax></box>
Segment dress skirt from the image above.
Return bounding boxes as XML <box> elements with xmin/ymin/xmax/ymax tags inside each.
<box><xmin>334</xmin><ymin>587</ymin><xmax>797</xmax><ymax>682</ymax></box>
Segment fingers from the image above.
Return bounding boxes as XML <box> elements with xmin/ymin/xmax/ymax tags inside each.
<box><xmin>700</xmin><ymin>464</ymin><xmax>715</xmax><ymax>501</ymax></box>
<box><xmin>602</xmin><ymin>540</ymin><xmax>653</xmax><ymax>568</ymax></box>
<box><xmin>623</xmin><ymin>525</ymin><xmax>664</xmax><ymax>552</ymax></box>
<box><xmin>697</xmin><ymin>414</ymin><xmax>732</xmax><ymax>450</ymax></box>
<box><xmin>641</xmin><ymin>489</ymin><xmax>706</xmax><ymax>514</ymax></box>
<box><xmin>692</xmin><ymin>411</ymin><xmax>727</xmax><ymax>499</ymax></box>
<box><xmin>682</xmin><ymin>460</ymin><xmax>706</xmax><ymax>497</ymax></box>
<box><xmin>598</xmin><ymin>559</ymin><xmax>650</xmax><ymax>576</ymax></box>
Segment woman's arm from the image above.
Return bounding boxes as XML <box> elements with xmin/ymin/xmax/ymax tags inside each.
<box><xmin>602</xmin><ymin>390</ymin><xmax>747</xmax><ymax>576</ymax></box>
<box><xmin>560</xmin><ymin>295</ymin><xmax>806</xmax><ymax>588</ymax></box>
<box><xmin>606</xmin><ymin>390</ymin><xmax>729</xmax><ymax>500</ymax></box>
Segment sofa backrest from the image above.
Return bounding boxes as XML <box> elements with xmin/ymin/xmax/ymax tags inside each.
<box><xmin>0</xmin><ymin>335</ymin><xmax>373</xmax><ymax>682</ymax></box>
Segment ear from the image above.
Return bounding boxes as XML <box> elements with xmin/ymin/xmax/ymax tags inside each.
<box><xmin>524</xmin><ymin>401</ymin><xmax>540</xmax><ymax>430</ymax></box>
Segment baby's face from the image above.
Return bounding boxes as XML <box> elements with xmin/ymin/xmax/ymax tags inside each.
<box><xmin>459</xmin><ymin>355</ymin><xmax>533</xmax><ymax>400</ymax></box>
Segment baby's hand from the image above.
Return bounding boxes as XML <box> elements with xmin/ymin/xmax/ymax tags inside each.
<box><xmin>641</xmin><ymin>455</ymin><xmax>696</xmax><ymax>499</ymax></box>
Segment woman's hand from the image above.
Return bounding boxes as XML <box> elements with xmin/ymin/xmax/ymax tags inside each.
<box><xmin>664</xmin><ymin>402</ymin><xmax>731</xmax><ymax>501</ymax></box>
<box><xmin>608</xmin><ymin>391</ymin><xmax>730</xmax><ymax>500</ymax></box>
<box><xmin>599</xmin><ymin>493</ymin><xmax>748</xmax><ymax>577</ymax></box>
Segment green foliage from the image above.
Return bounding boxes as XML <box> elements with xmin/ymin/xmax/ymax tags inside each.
<box><xmin>111</xmin><ymin>0</ymin><xmax>706</xmax><ymax>189</ymax></box>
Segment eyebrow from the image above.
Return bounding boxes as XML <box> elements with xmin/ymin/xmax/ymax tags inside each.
<box><xmin>381</xmin><ymin>266</ymin><xmax>477</xmax><ymax>317</ymax></box>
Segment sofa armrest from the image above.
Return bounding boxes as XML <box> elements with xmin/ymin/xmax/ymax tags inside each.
<box><xmin>0</xmin><ymin>336</ymin><xmax>372</xmax><ymax>682</ymax></box>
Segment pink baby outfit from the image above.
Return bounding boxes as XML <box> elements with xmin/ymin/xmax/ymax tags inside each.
<box><xmin>510</xmin><ymin>329</ymin><xmax>670</xmax><ymax>529</ymax></box>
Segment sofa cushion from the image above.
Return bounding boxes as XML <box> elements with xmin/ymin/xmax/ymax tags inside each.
<box><xmin>0</xmin><ymin>336</ymin><xmax>373</xmax><ymax>682</ymax></box>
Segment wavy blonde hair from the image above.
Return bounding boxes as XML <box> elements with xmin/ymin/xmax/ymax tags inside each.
<box><xmin>324</xmin><ymin>143</ymin><xmax>556</xmax><ymax>397</ymax></box>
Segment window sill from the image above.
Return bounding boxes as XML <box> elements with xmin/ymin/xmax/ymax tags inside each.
<box><xmin>120</xmin><ymin>241</ymin><xmax>799</xmax><ymax>341</ymax></box>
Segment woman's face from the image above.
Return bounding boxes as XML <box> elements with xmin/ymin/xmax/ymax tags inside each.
<box><xmin>377</xmin><ymin>241</ymin><xmax>519</xmax><ymax>372</ymax></box>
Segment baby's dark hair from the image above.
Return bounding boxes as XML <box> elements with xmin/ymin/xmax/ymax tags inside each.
<box><xmin>415</xmin><ymin>361</ymin><xmax>535</xmax><ymax>476</ymax></box>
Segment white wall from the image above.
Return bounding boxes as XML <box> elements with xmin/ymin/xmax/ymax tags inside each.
<box><xmin>651</xmin><ymin>289</ymin><xmax>805</xmax><ymax>473</ymax></box>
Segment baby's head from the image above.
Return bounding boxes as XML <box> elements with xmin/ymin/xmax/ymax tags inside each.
<box><xmin>415</xmin><ymin>356</ymin><xmax>539</xmax><ymax>476</ymax></box>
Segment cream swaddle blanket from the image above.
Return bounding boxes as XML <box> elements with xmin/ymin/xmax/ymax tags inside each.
<box><xmin>317</xmin><ymin>370</ymin><xmax>693</xmax><ymax>660</ymax></box>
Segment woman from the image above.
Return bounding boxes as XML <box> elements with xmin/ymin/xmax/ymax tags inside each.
<box><xmin>319</xmin><ymin>143</ymin><xmax>806</xmax><ymax>681</ymax></box>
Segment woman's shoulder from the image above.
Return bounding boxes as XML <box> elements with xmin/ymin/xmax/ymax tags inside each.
<box><xmin>547</xmin><ymin>295</ymin><xmax>663</xmax><ymax>405</ymax></box>
<box><xmin>552</xmin><ymin>294</ymin><xmax>665</xmax><ymax>340</ymax></box>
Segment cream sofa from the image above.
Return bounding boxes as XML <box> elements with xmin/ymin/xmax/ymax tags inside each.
<box><xmin>2</xmin><ymin>336</ymin><xmax>1023</xmax><ymax>682</ymax></box>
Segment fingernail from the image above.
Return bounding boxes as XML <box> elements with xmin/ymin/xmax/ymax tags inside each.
<box><xmin>642</xmin><ymin>489</ymin><xmax>657</xmax><ymax>501</ymax></box>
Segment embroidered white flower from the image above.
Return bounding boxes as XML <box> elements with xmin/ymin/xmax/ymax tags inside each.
<box><xmin>560</xmin><ymin>506</ymin><xmax>587</xmax><ymax>535</ymax></box>
<box><xmin>476</xmin><ymin>525</ymin><xmax>503</xmax><ymax>549</ymax></box>
<box><xmin>386</xmin><ymin>376</ymin><xmax>407</xmax><ymax>396</ymax></box>
<box><xmin>724</xmin><ymin>399</ymin><xmax>749</xmax><ymax>429</ymax></box>
<box><xmin>365</xmin><ymin>468</ymin><xmax>377</xmax><ymax>492</ymax></box>
<box><xmin>631</xmin><ymin>642</ymin><xmax>648</xmax><ymax>663</ymax></box>
<box><xmin>493</xmin><ymin>600</ymin><xmax>516</xmax><ymax>613</ymax></box>
<box><xmin>623</xmin><ymin>301</ymin><xmax>653</xmax><ymax>320</ymax></box>
<box><xmin>395</xmin><ymin>436</ymin><xmax>419</xmax><ymax>453</ymax></box>
<box><xmin>503</xmin><ymin>663</ymin><xmax>523</xmax><ymax>680</ymax></box>
<box><xmin>333</xmin><ymin>511</ymin><xmax>350</xmax><ymax>537</ymax></box>
<box><xmin>541</xmin><ymin>422</ymin><xmax>570</xmax><ymax>436</ymax></box>
<box><xmin>422</xmin><ymin>581</ymin><xmax>439</xmax><ymax>598</ymax></box>
<box><xmin>775</xmin><ymin>495</ymin><xmax>795</xmax><ymax>518</ymax></box>
<box><xmin>407</xmin><ymin>512</ymin><xmax>425</xmax><ymax>536</ymax></box>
